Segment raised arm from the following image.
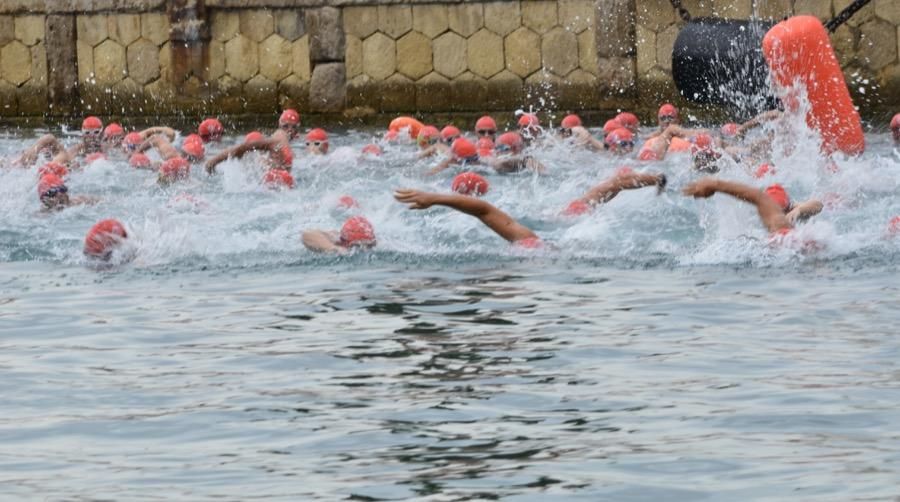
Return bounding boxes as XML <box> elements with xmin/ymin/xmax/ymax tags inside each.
<box><xmin>786</xmin><ymin>199</ymin><xmax>823</xmax><ymax>224</ymax></box>
<box><xmin>582</xmin><ymin>171</ymin><xmax>665</xmax><ymax>205</ymax></box>
<box><xmin>394</xmin><ymin>189</ymin><xmax>537</xmax><ymax>243</ymax></box>
<box><xmin>205</xmin><ymin>139</ymin><xmax>279</xmax><ymax>173</ymax></box>
<box><xmin>683</xmin><ymin>177</ymin><xmax>791</xmax><ymax>233</ymax></box>
<box><xmin>138</xmin><ymin>134</ymin><xmax>180</xmax><ymax>159</ymax></box>
<box><xmin>737</xmin><ymin>110</ymin><xmax>782</xmax><ymax>138</ymax></box>
<box><xmin>138</xmin><ymin>127</ymin><xmax>176</xmax><ymax>141</ymax></box>
<box><xmin>19</xmin><ymin>134</ymin><xmax>64</xmax><ymax>165</ymax></box>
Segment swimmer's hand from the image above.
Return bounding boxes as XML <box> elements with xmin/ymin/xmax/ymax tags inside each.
<box><xmin>682</xmin><ymin>178</ymin><xmax>718</xmax><ymax>198</ymax></box>
<box><xmin>394</xmin><ymin>189</ymin><xmax>435</xmax><ymax>209</ymax></box>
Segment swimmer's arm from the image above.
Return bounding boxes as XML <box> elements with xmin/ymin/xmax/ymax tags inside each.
<box><xmin>139</xmin><ymin>127</ymin><xmax>176</xmax><ymax>141</ymax></box>
<box><xmin>417</xmin><ymin>145</ymin><xmax>438</xmax><ymax>159</ymax></box>
<box><xmin>786</xmin><ymin>199</ymin><xmax>823</xmax><ymax>224</ymax></box>
<box><xmin>19</xmin><ymin>134</ymin><xmax>63</xmax><ymax>165</ymax></box>
<box><xmin>572</xmin><ymin>127</ymin><xmax>605</xmax><ymax>152</ymax></box>
<box><xmin>426</xmin><ymin>157</ymin><xmax>453</xmax><ymax>176</ymax></box>
<box><xmin>738</xmin><ymin>110</ymin><xmax>782</xmax><ymax>137</ymax></box>
<box><xmin>394</xmin><ymin>189</ymin><xmax>537</xmax><ymax>243</ymax></box>
<box><xmin>582</xmin><ymin>172</ymin><xmax>666</xmax><ymax>205</ymax></box>
<box><xmin>489</xmin><ymin>156</ymin><xmax>545</xmax><ymax>175</ymax></box>
<box><xmin>683</xmin><ymin>178</ymin><xmax>791</xmax><ymax>233</ymax></box>
<box><xmin>302</xmin><ymin>230</ymin><xmax>346</xmax><ymax>254</ymax></box>
<box><xmin>138</xmin><ymin>134</ymin><xmax>179</xmax><ymax>159</ymax></box>
<box><xmin>205</xmin><ymin>140</ymin><xmax>277</xmax><ymax>173</ymax></box>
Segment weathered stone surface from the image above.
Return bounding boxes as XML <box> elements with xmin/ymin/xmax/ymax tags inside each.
<box><xmin>448</xmin><ymin>3</ymin><xmax>483</xmax><ymax>37</ymax></box>
<box><xmin>859</xmin><ymin>18</ymin><xmax>897</xmax><ymax>70</ymax></box>
<box><xmin>0</xmin><ymin>80</ymin><xmax>16</xmax><ymax>114</ymax></box>
<box><xmin>209</xmin><ymin>74</ymin><xmax>243</xmax><ymax>113</ymax></box>
<box><xmin>835</xmin><ymin>0</ymin><xmax>875</xmax><ymax>27</ymax></box>
<box><xmin>1</xmin><ymin>41</ymin><xmax>32</xmax><ymax>85</ymax></box>
<box><xmin>345</xmin><ymin>34</ymin><xmax>362</xmax><ymax>78</ymax></box>
<box><xmin>831</xmin><ymin>24</ymin><xmax>857</xmax><ymax>67</ymax></box>
<box><xmin>680</xmin><ymin>0</ymin><xmax>713</xmax><ymax>18</ymax></box>
<box><xmin>211</xmin><ymin>11</ymin><xmax>239</xmax><ymax>42</ymax></box>
<box><xmin>451</xmin><ymin>71</ymin><xmax>488</xmax><ymax>111</ymax></box>
<box><xmin>309</xmin><ymin>61</ymin><xmax>345</xmax><ymax>112</ymax></box>
<box><xmin>245</xmin><ymin>73</ymin><xmax>277</xmax><ymax>111</ymax></box>
<box><xmin>793</xmin><ymin>0</ymin><xmax>831</xmax><ymax>19</ymax></box>
<box><xmin>756</xmin><ymin>0</ymin><xmax>792</xmax><ymax>20</ymax></box>
<box><xmin>874</xmin><ymin>0</ymin><xmax>900</xmax><ymax>23</ymax></box>
<box><xmin>415</xmin><ymin>71</ymin><xmax>450</xmax><ymax>111</ymax></box>
<box><xmin>484</xmin><ymin>1</ymin><xmax>520</xmax><ymax>37</ymax></box>
<box><xmin>204</xmin><ymin>40</ymin><xmax>223</xmax><ymax>81</ymax></box>
<box><xmin>278</xmin><ymin>73</ymin><xmax>310</xmax><ymax>111</ymax></box>
<box><xmin>141</xmin><ymin>13</ymin><xmax>169</xmax><ymax>45</ymax></box>
<box><xmin>597</xmin><ymin>56</ymin><xmax>635</xmax><ymax>92</ymax></box>
<box><xmin>522</xmin><ymin>1</ymin><xmax>557</xmax><ymax>35</ymax></box>
<box><xmin>467</xmin><ymin>28</ymin><xmax>503</xmax><ymax>79</ymax></box>
<box><xmin>77</xmin><ymin>14</ymin><xmax>108</xmax><ymax>47</ymax></box>
<box><xmin>30</xmin><ymin>44</ymin><xmax>47</xmax><ymax>85</ymax></box>
<box><xmin>292</xmin><ymin>35</ymin><xmax>310</xmax><ymax>81</ymax></box>
<box><xmin>378</xmin><ymin>5</ymin><xmax>412</xmax><ymax>39</ymax></box>
<box><xmin>486</xmin><ymin>69</ymin><xmax>524</xmax><ymax>109</ymax></box>
<box><xmin>433</xmin><ymin>31</ymin><xmax>466</xmax><ymax>78</ymax></box>
<box><xmin>505</xmin><ymin>27</ymin><xmax>541</xmax><ymax>78</ymax></box>
<box><xmin>110</xmin><ymin>77</ymin><xmax>143</xmax><ymax>112</ymax></box>
<box><xmin>396</xmin><ymin>31</ymin><xmax>432</xmax><ymax>80</ymax></box>
<box><xmin>412</xmin><ymin>4</ymin><xmax>449</xmax><ymax>38</ymax></box>
<box><xmin>362</xmin><ymin>32</ymin><xmax>396</xmax><ymax>80</ymax></box>
<box><xmin>143</xmin><ymin>77</ymin><xmax>176</xmax><ymax>114</ymax></box>
<box><xmin>15</xmin><ymin>15</ymin><xmax>45</xmax><ymax>46</ymax></box>
<box><xmin>127</xmin><ymin>38</ymin><xmax>160</xmax><ymax>85</ymax></box>
<box><xmin>524</xmin><ymin>70</ymin><xmax>562</xmax><ymax>107</ymax></box>
<box><xmin>711</xmin><ymin>0</ymin><xmax>751</xmax><ymax>18</ymax></box>
<box><xmin>542</xmin><ymin>27</ymin><xmax>578</xmax><ymax>77</ymax></box>
<box><xmin>635</xmin><ymin>25</ymin><xmax>656</xmax><ymax>75</ymax></box>
<box><xmin>260</xmin><ymin>34</ymin><xmax>293</xmax><ymax>81</ymax></box>
<box><xmin>307</xmin><ymin>7</ymin><xmax>344</xmax><ymax>63</ymax></box>
<box><xmin>158</xmin><ymin>41</ymin><xmax>172</xmax><ymax>82</ymax></box>
<box><xmin>240</xmin><ymin>9</ymin><xmax>275</xmax><ymax>43</ymax></box>
<box><xmin>379</xmin><ymin>73</ymin><xmax>415</xmax><ymax>112</ymax></box>
<box><xmin>225</xmin><ymin>34</ymin><xmax>259</xmax><ymax>82</ymax></box>
<box><xmin>597</xmin><ymin>0</ymin><xmax>634</xmax><ymax>58</ymax></box>
<box><xmin>46</xmin><ymin>14</ymin><xmax>78</xmax><ymax>114</ymax></box>
<box><xmin>107</xmin><ymin>14</ymin><xmax>140</xmax><ymax>45</ymax></box>
<box><xmin>655</xmin><ymin>23</ymin><xmax>679</xmax><ymax>72</ymax></box>
<box><xmin>577</xmin><ymin>28</ymin><xmax>598</xmax><ymax>75</ymax></box>
<box><xmin>275</xmin><ymin>9</ymin><xmax>306</xmax><ymax>41</ymax></box>
<box><xmin>346</xmin><ymin>74</ymin><xmax>377</xmax><ymax>109</ymax></box>
<box><xmin>93</xmin><ymin>39</ymin><xmax>126</xmax><ymax>84</ymax></box>
<box><xmin>343</xmin><ymin>6</ymin><xmax>378</xmax><ymax>39</ymax></box>
<box><xmin>0</xmin><ymin>17</ymin><xmax>13</xmax><ymax>46</ymax></box>
<box><xmin>559</xmin><ymin>0</ymin><xmax>593</xmax><ymax>33</ymax></box>
<box><xmin>17</xmin><ymin>80</ymin><xmax>46</xmax><ymax>115</ymax></box>
<box><xmin>635</xmin><ymin>0</ymin><xmax>674</xmax><ymax>32</ymax></box>
<box><xmin>77</xmin><ymin>40</ymin><xmax>93</xmax><ymax>81</ymax></box>
<box><xmin>558</xmin><ymin>68</ymin><xmax>599</xmax><ymax>108</ymax></box>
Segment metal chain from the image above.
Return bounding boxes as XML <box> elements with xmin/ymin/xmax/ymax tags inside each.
<box><xmin>825</xmin><ymin>0</ymin><xmax>872</xmax><ymax>32</ymax></box>
<box><xmin>668</xmin><ymin>0</ymin><xmax>692</xmax><ymax>22</ymax></box>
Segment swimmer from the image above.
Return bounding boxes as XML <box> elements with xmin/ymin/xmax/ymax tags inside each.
<box><xmin>475</xmin><ymin>116</ymin><xmax>498</xmax><ymax>140</ymax></box>
<box><xmin>262</xmin><ymin>168</ymin><xmax>295</xmax><ymax>189</ymax></box>
<box><xmin>891</xmin><ymin>114</ymin><xmax>900</xmax><ymax>144</ymax></box>
<box><xmin>102</xmin><ymin>123</ymin><xmax>125</xmax><ymax>152</ymax></box>
<box><xmin>198</xmin><ymin>118</ymin><xmax>225</xmax><ymax>143</ymax></box>
<box><xmin>302</xmin><ymin>215</ymin><xmax>376</xmax><ymax>254</ymax></box>
<box><xmin>559</xmin><ymin>114</ymin><xmax>605</xmax><ymax>152</ymax></box>
<box><xmin>605</xmin><ymin>128</ymin><xmax>635</xmax><ymax>155</ymax></box>
<box><xmin>305</xmin><ymin>128</ymin><xmax>329</xmax><ymax>155</ymax></box>
<box><xmin>138</xmin><ymin>134</ymin><xmax>204</xmax><ymax>163</ymax></box>
<box><xmin>121</xmin><ymin>126</ymin><xmax>176</xmax><ymax>154</ymax></box>
<box><xmin>19</xmin><ymin>116</ymin><xmax>106</xmax><ymax>167</ymax></box>
<box><xmin>205</xmin><ymin>136</ymin><xmax>293</xmax><ymax>173</ymax></box>
<box><xmin>427</xmin><ymin>138</ymin><xmax>482</xmax><ymax>175</ymax></box>
<box><xmin>157</xmin><ymin>157</ymin><xmax>191</xmax><ymax>186</ymax></box>
<box><xmin>452</xmin><ymin>172</ymin><xmax>490</xmax><ymax>196</ymax></box>
<box><xmin>562</xmin><ymin>169</ymin><xmax>667</xmax><ymax>216</ymax></box>
<box><xmin>83</xmin><ymin>219</ymin><xmax>128</xmax><ymax>261</ymax></box>
<box><xmin>615</xmin><ymin>112</ymin><xmax>640</xmax><ymax>134</ymax></box>
<box><xmin>416</xmin><ymin>126</ymin><xmax>440</xmax><ymax>154</ymax></box>
<box><xmin>37</xmin><ymin>174</ymin><xmax>97</xmax><ymax>212</ymax></box>
<box><xmin>518</xmin><ymin>113</ymin><xmax>541</xmax><ymax>142</ymax></box>
<box><xmin>418</xmin><ymin>125</ymin><xmax>457</xmax><ymax>158</ymax></box>
<box><xmin>657</xmin><ymin>103</ymin><xmax>679</xmax><ymax>130</ymax></box>
<box><xmin>274</xmin><ymin>109</ymin><xmax>301</xmax><ymax>143</ymax></box>
<box><xmin>489</xmin><ymin>132</ymin><xmax>546</xmax><ymax>174</ymax></box>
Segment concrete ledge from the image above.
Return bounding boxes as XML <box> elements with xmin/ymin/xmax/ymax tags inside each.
<box><xmin>0</xmin><ymin>0</ymin><xmax>512</xmax><ymax>14</ymax></box>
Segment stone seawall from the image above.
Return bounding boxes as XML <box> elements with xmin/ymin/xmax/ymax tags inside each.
<box><xmin>0</xmin><ymin>0</ymin><xmax>898</xmax><ymax>120</ymax></box>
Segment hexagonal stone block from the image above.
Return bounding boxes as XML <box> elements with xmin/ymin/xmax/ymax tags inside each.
<box><xmin>225</xmin><ymin>35</ymin><xmax>259</xmax><ymax>82</ymax></box>
<box><xmin>362</xmin><ymin>32</ymin><xmax>396</xmax><ymax>81</ymax></box>
<box><xmin>484</xmin><ymin>2</ymin><xmax>521</xmax><ymax>37</ymax></box>
<box><xmin>344</xmin><ymin>6</ymin><xmax>378</xmax><ymax>39</ymax></box>
<box><xmin>30</xmin><ymin>44</ymin><xmax>47</xmax><ymax>85</ymax></box>
<box><xmin>875</xmin><ymin>0</ymin><xmax>900</xmax><ymax>24</ymax></box>
<box><xmin>259</xmin><ymin>34</ymin><xmax>293</xmax><ymax>82</ymax></box>
<box><xmin>450</xmin><ymin>72</ymin><xmax>488</xmax><ymax>111</ymax></box>
<box><xmin>93</xmin><ymin>39</ymin><xmax>126</xmax><ymax>84</ymax></box>
<box><xmin>210</xmin><ymin>75</ymin><xmax>244</xmax><ymax>114</ymax></box>
<box><xmin>78</xmin><ymin>15</ymin><xmax>108</xmax><ymax>47</ymax></box>
<box><xmin>522</xmin><ymin>1</ymin><xmax>557</xmax><ymax>34</ymax></box>
<box><xmin>831</xmin><ymin>24</ymin><xmax>857</xmax><ymax>66</ymax></box>
<box><xmin>559</xmin><ymin>0</ymin><xmax>594</xmax><ymax>33</ymax></box>
<box><xmin>416</xmin><ymin>71</ymin><xmax>450</xmax><ymax>111</ymax></box>
<box><xmin>0</xmin><ymin>17</ymin><xmax>14</xmax><ymax>46</ymax></box>
<box><xmin>378</xmin><ymin>5</ymin><xmax>413</xmax><ymax>39</ymax></box>
<box><xmin>635</xmin><ymin>25</ymin><xmax>656</xmax><ymax>75</ymax></box>
<box><xmin>240</xmin><ymin>10</ymin><xmax>275</xmax><ymax>43</ymax></box>
<box><xmin>448</xmin><ymin>4</ymin><xmax>483</xmax><ymax>37</ymax></box>
<box><xmin>578</xmin><ymin>29</ymin><xmax>598</xmax><ymax>75</ymax></box>
<box><xmin>1</xmin><ymin>41</ymin><xmax>32</xmax><ymax>85</ymax></box>
<box><xmin>108</xmin><ymin>14</ymin><xmax>140</xmax><ymax>45</ymax></box>
<box><xmin>412</xmin><ymin>4</ymin><xmax>449</xmax><ymax>38</ymax></box>
<box><xmin>486</xmin><ymin>69</ymin><xmax>525</xmax><ymax>109</ymax></box>
<box><xmin>0</xmin><ymin>79</ymin><xmax>16</xmax><ymax>114</ymax></box>
<box><xmin>245</xmin><ymin>74</ymin><xmax>278</xmax><ymax>111</ymax></box>
<box><xmin>207</xmin><ymin>40</ymin><xmax>225</xmax><ymax>80</ymax></box>
<box><xmin>17</xmin><ymin>80</ymin><xmax>46</xmax><ymax>115</ymax></box>
<box><xmin>396</xmin><ymin>31</ymin><xmax>432</xmax><ymax>80</ymax></box>
<box><xmin>597</xmin><ymin>56</ymin><xmax>635</xmax><ymax>92</ymax></box>
<box><xmin>636</xmin><ymin>0</ymin><xmax>675</xmax><ymax>32</ymax></box>
<box><xmin>292</xmin><ymin>35</ymin><xmax>310</xmax><ymax>82</ymax></box>
<box><xmin>211</xmin><ymin>11</ymin><xmax>239</xmax><ymax>42</ymax></box>
<box><xmin>275</xmin><ymin>9</ymin><xmax>306</xmax><ymax>41</ymax></box>
<box><xmin>15</xmin><ymin>15</ymin><xmax>45</xmax><ymax>46</ymax></box>
<box><xmin>433</xmin><ymin>31</ymin><xmax>467</xmax><ymax>79</ymax></box>
<box><xmin>467</xmin><ymin>29</ymin><xmax>503</xmax><ymax>79</ymax></box>
<box><xmin>111</xmin><ymin>77</ymin><xmax>143</xmax><ymax>111</ymax></box>
<box><xmin>379</xmin><ymin>73</ymin><xmax>415</xmax><ymax>112</ymax></box>
<box><xmin>711</xmin><ymin>0</ymin><xmax>751</xmax><ymax>18</ymax></box>
<box><xmin>278</xmin><ymin>74</ymin><xmax>310</xmax><ymax>110</ymax></box>
<box><xmin>141</xmin><ymin>13</ymin><xmax>169</xmax><ymax>45</ymax></box>
<box><xmin>542</xmin><ymin>27</ymin><xmax>578</xmax><ymax>77</ymax></box>
<box><xmin>143</xmin><ymin>78</ymin><xmax>177</xmax><ymax>114</ymax></box>
<box><xmin>794</xmin><ymin>0</ymin><xmax>832</xmax><ymax>19</ymax></box>
<box><xmin>505</xmin><ymin>27</ymin><xmax>541</xmax><ymax>78</ymax></box>
<box><xmin>127</xmin><ymin>38</ymin><xmax>160</xmax><ymax>85</ymax></box>
<box><xmin>859</xmin><ymin>18</ymin><xmax>897</xmax><ymax>70</ymax></box>
<box><xmin>655</xmin><ymin>24</ymin><xmax>679</xmax><ymax>71</ymax></box>
<box><xmin>346</xmin><ymin>34</ymin><xmax>363</xmax><ymax>78</ymax></box>
<box><xmin>77</xmin><ymin>40</ymin><xmax>93</xmax><ymax>81</ymax></box>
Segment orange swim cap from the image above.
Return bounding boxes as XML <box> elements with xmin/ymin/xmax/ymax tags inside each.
<box><xmin>452</xmin><ymin>171</ymin><xmax>490</xmax><ymax>196</ymax></box>
<box><xmin>338</xmin><ymin>195</ymin><xmax>360</xmax><ymax>209</ymax></box>
<box><xmin>388</xmin><ymin>116</ymin><xmax>424</xmax><ymax>139</ymax></box>
<box><xmin>306</xmin><ymin>128</ymin><xmax>328</xmax><ymax>143</ymax></box>
<box><xmin>891</xmin><ymin>114</ymin><xmax>900</xmax><ymax>130</ymax></box>
<box><xmin>103</xmin><ymin>123</ymin><xmax>124</xmax><ymax>139</ymax></box>
<box><xmin>440</xmin><ymin>125</ymin><xmax>461</xmax><ymax>142</ymax></box>
<box><xmin>658</xmin><ymin>103</ymin><xmax>678</xmax><ymax>119</ymax></box>
<box><xmin>496</xmin><ymin>131</ymin><xmax>524</xmax><ymax>154</ymax></box>
<box><xmin>615</xmin><ymin>112</ymin><xmax>639</xmax><ymax>131</ymax></box>
<box><xmin>417</xmin><ymin>125</ymin><xmax>440</xmax><ymax>147</ymax></box>
<box><xmin>82</xmin><ymin>116</ymin><xmax>103</xmax><ymax>131</ymax></box>
<box><xmin>475</xmin><ymin>137</ymin><xmax>494</xmax><ymax>157</ymax></box>
<box><xmin>605</xmin><ymin>128</ymin><xmax>634</xmax><ymax>149</ymax></box>
<box><xmin>888</xmin><ymin>216</ymin><xmax>900</xmax><ymax>236</ymax></box>
<box><xmin>475</xmin><ymin>116</ymin><xmax>497</xmax><ymax>132</ymax></box>
<box><xmin>451</xmin><ymin>137</ymin><xmax>478</xmax><ymax>161</ymax></box>
<box><xmin>181</xmin><ymin>139</ymin><xmax>204</xmax><ymax>161</ymax></box>
<box><xmin>603</xmin><ymin>119</ymin><xmax>623</xmax><ymax>135</ymax></box>
<box><xmin>84</xmin><ymin>219</ymin><xmax>128</xmax><ymax>260</ymax></box>
<box><xmin>561</xmin><ymin>114</ymin><xmax>582</xmax><ymax>129</ymax></box>
<box><xmin>279</xmin><ymin>109</ymin><xmax>300</xmax><ymax>126</ymax></box>
<box><xmin>765</xmin><ymin>184</ymin><xmax>791</xmax><ymax>212</ymax></box>
<box><xmin>198</xmin><ymin>118</ymin><xmax>224</xmax><ymax>142</ymax></box>
<box><xmin>159</xmin><ymin>157</ymin><xmax>191</xmax><ymax>183</ymax></box>
<box><xmin>262</xmin><ymin>168</ymin><xmax>295</xmax><ymax>189</ymax></box>
<box><xmin>340</xmin><ymin>216</ymin><xmax>376</xmax><ymax>247</ymax></box>
<box><xmin>245</xmin><ymin>131</ymin><xmax>265</xmax><ymax>143</ymax></box>
<box><xmin>361</xmin><ymin>143</ymin><xmax>382</xmax><ymax>156</ymax></box>
<box><xmin>129</xmin><ymin>152</ymin><xmax>151</xmax><ymax>169</ymax></box>
<box><xmin>38</xmin><ymin>162</ymin><xmax>68</xmax><ymax>179</ymax></box>
<box><xmin>691</xmin><ymin>133</ymin><xmax>714</xmax><ymax>152</ymax></box>
<box><xmin>37</xmin><ymin>173</ymin><xmax>65</xmax><ymax>197</ymax></box>
<box><xmin>123</xmin><ymin>132</ymin><xmax>142</xmax><ymax>150</ymax></box>
<box><xmin>518</xmin><ymin>113</ymin><xmax>539</xmax><ymax>129</ymax></box>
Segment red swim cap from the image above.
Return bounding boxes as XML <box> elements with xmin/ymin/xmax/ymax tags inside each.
<box><xmin>518</xmin><ymin>113</ymin><xmax>539</xmax><ymax>128</ymax></box>
<box><xmin>476</xmin><ymin>137</ymin><xmax>494</xmax><ymax>157</ymax></box>
<box><xmin>338</xmin><ymin>195</ymin><xmax>360</xmax><ymax>209</ymax></box>
<box><xmin>159</xmin><ymin>157</ymin><xmax>190</xmax><ymax>182</ymax></box>
<box><xmin>888</xmin><ymin>215</ymin><xmax>900</xmax><ymax>236</ymax></box>
<box><xmin>615</xmin><ymin>112</ymin><xmax>639</xmax><ymax>131</ymax></box>
<box><xmin>721</xmin><ymin>122</ymin><xmax>739</xmax><ymax>137</ymax></box>
<box><xmin>340</xmin><ymin>216</ymin><xmax>376</xmax><ymax>247</ymax></box>
<box><xmin>38</xmin><ymin>162</ymin><xmax>68</xmax><ymax>179</ymax></box>
<box><xmin>245</xmin><ymin>131</ymin><xmax>265</xmax><ymax>143</ymax></box>
<box><xmin>198</xmin><ymin>118</ymin><xmax>224</xmax><ymax>142</ymax></box>
<box><xmin>562</xmin><ymin>199</ymin><xmax>591</xmax><ymax>216</ymax></box>
<box><xmin>103</xmin><ymin>123</ymin><xmax>124</xmax><ymax>138</ymax></box>
<box><xmin>181</xmin><ymin>139</ymin><xmax>204</xmax><ymax>160</ymax></box>
<box><xmin>605</xmin><ymin>128</ymin><xmax>634</xmax><ymax>147</ymax></box>
<box><xmin>417</xmin><ymin>125</ymin><xmax>440</xmax><ymax>147</ymax></box>
<box><xmin>262</xmin><ymin>168</ymin><xmax>295</xmax><ymax>189</ymax></box>
<box><xmin>451</xmin><ymin>137</ymin><xmax>478</xmax><ymax>161</ymax></box>
<box><xmin>561</xmin><ymin>114</ymin><xmax>582</xmax><ymax>129</ymax></box>
<box><xmin>452</xmin><ymin>171</ymin><xmax>490</xmax><ymax>196</ymax></box>
<box><xmin>441</xmin><ymin>125</ymin><xmax>461</xmax><ymax>141</ymax></box>
<box><xmin>765</xmin><ymin>184</ymin><xmax>790</xmax><ymax>212</ymax></box>
<box><xmin>37</xmin><ymin>173</ymin><xmax>65</xmax><ymax>197</ymax></box>
<box><xmin>279</xmin><ymin>109</ymin><xmax>300</xmax><ymax>126</ymax></box>
<box><xmin>306</xmin><ymin>128</ymin><xmax>328</xmax><ymax>143</ymax></box>
<box><xmin>361</xmin><ymin>143</ymin><xmax>382</xmax><ymax>156</ymax></box>
<box><xmin>603</xmin><ymin>119</ymin><xmax>623</xmax><ymax>134</ymax></box>
<box><xmin>129</xmin><ymin>152</ymin><xmax>151</xmax><ymax>169</ymax></box>
<box><xmin>754</xmin><ymin>163</ymin><xmax>775</xmax><ymax>178</ymax></box>
<box><xmin>82</xmin><ymin>116</ymin><xmax>103</xmax><ymax>131</ymax></box>
<box><xmin>475</xmin><ymin>116</ymin><xmax>497</xmax><ymax>131</ymax></box>
<box><xmin>658</xmin><ymin>103</ymin><xmax>678</xmax><ymax>119</ymax></box>
<box><xmin>84</xmin><ymin>219</ymin><xmax>127</xmax><ymax>260</ymax></box>
<box><xmin>123</xmin><ymin>132</ymin><xmax>142</xmax><ymax>149</ymax></box>
<box><xmin>891</xmin><ymin>114</ymin><xmax>900</xmax><ymax>130</ymax></box>
<box><xmin>692</xmin><ymin>133</ymin><xmax>714</xmax><ymax>152</ymax></box>
<box><xmin>496</xmin><ymin>131</ymin><xmax>524</xmax><ymax>153</ymax></box>
<box><xmin>388</xmin><ymin>116</ymin><xmax>424</xmax><ymax>139</ymax></box>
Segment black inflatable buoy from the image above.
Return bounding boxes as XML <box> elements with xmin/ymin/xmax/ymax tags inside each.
<box><xmin>672</xmin><ymin>18</ymin><xmax>776</xmax><ymax>119</ymax></box>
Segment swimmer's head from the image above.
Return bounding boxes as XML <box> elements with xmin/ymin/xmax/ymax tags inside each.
<box><xmin>451</xmin><ymin>137</ymin><xmax>478</xmax><ymax>163</ymax></box>
<box><xmin>123</xmin><ymin>132</ymin><xmax>143</xmax><ymax>152</ymax></box>
<box><xmin>615</xmin><ymin>112</ymin><xmax>640</xmax><ymax>133</ymax></box>
<box><xmin>81</xmin><ymin>116</ymin><xmax>103</xmax><ymax>148</ymax></box>
<box><xmin>658</xmin><ymin>103</ymin><xmax>678</xmax><ymax>125</ymax></box>
<box><xmin>475</xmin><ymin>137</ymin><xmax>494</xmax><ymax>158</ymax></box>
<box><xmin>158</xmin><ymin>156</ymin><xmax>191</xmax><ymax>185</ymax></box>
<box><xmin>305</xmin><ymin>128</ymin><xmax>329</xmax><ymax>155</ymax></box>
<box><xmin>720</xmin><ymin>122</ymin><xmax>739</xmax><ymax>137</ymax></box>
<box><xmin>198</xmin><ymin>118</ymin><xmax>224</xmax><ymax>143</ymax></box>
<box><xmin>417</xmin><ymin>125</ymin><xmax>440</xmax><ymax>148</ymax></box>
<box><xmin>604</xmin><ymin>128</ymin><xmax>634</xmax><ymax>154</ymax></box>
<box><xmin>129</xmin><ymin>152</ymin><xmax>152</xmax><ymax>169</ymax></box>
<box><xmin>496</xmin><ymin>131</ymin><xmax>524</xmax><ymax>155</ymax></box>
<box><xmin>361</xmin><ymin>143</ymin><xmax>382</xmax><ymax>157</ymax></box>
<box><xmin>103</xmin><ymin>123</ymin><xmax>124</xmax><ymax>146</ymax></box>
<box><xmin>603</xmin><ymin>119</ymin><xmax>623</xmax><ymax>135</ymax></box>
<box><xmin>560</xmin><ymin>114</ymin><xmax>582</xmax><ymax>137</ymax></box>
<box><xmin>765</xmin><ymin>183</ymin><xmax>791</xmax><ymax>212</ymax></box>
<box><xmin>338</xmin><ymin>195</ymin><xmax>360</xmax><ymax>209</ymax></box>
<box><xmin>245</xmin><ymin>131</ymin><xmax>265</xmax><ymax>143</ymax></box>
<box><xmin>754</xmin><ymin>162</ymin><xmax>775</xmax><ymax>178</ymax></box>
<box><xmin>475</xmin><ymin>116</ymin><xmax>497</xmax><ymax>138</ymax></box>
<box><xmin>891</xmin><ymin>114</ymin><xmax>900</xmax><ymax>143</ymax></box>
<box><xmin>38</xmin><ymin>173</ymin><xmax>69</xmax><ymax>209</ymax></box>
<box><xmin>37</xmin><ymin>162</ymin><xmax>68</xmax><ymax>179</ymax></box>
<box><xmin>440</xmin><ymin>125</ymin><xmax>461</xmax><ymax>145</ymax></box>
<box><xmin>691</xmin><ymin>134</ymin><xmax>720</xmax><ymax>173</ymax></box>
<box><xmin>279</xmin><ymin>109</ymin><xmax>301</xmax><ymax>138</ymax></box>
<box><xmin>339</xmin><ymin>216</ymin><xmax>376</xmax><ymax>248</ymax></box>
<box><xmin>181</xmin><ymin>135</ymin><xmax>205</xmax><ymax>162</ymax></box>
<box><xmin>262</xmin><ymin>168</ymin><xmax>295</xmax><ymax>190</ymax></box>
<box><xmin>452</xmin><ymin>171</ymin><xmax>490</xmax><ymax>196</ymax></box>
<box><xmin>83</xmin><ymin>219</ymin><xmax>128</xmax><ymax>261</ymax></box>
<box><xmin>518</xmin><ymin>113</ymin><xmax>540</xmax><ymax>137</ymax></box>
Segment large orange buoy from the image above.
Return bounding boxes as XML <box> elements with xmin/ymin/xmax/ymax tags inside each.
<box><xmin>762</xmin><ymin>15</ymin><xmax>864</xmax><ymax>156</ymax></box>
<box><xmin>388</xmin><ymin>116</ymin><xmax>424</xmax><ymax>139</ymax></box>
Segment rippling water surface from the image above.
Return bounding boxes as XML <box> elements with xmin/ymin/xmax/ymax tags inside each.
<box><xmin>2</xmin><ymin>122</ymin><xmax>900</xmax><ymax>500</ymax></box>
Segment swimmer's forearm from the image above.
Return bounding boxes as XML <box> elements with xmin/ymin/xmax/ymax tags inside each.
<box><xmin>302</xmin><ymin>230</ymin><xmax>345</xmax><ymax>254</ymax></box>
<box><xmin>786</xmin><ymin>199</ymin><xmax>823</xmax><ymax>224</ymax></box>
<box><xmin>711</xmin><ymin>179</ymin><xmax>791</xmax><ymax>233</ymax></box>
<box><xmin>140</xmin><ymin>127</ymin><xmax>175</xmax><ymax>141</ymax></box>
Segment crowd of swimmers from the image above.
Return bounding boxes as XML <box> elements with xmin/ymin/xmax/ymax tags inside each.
<box><xmin>10</xmin><ymin>103</ymin><xmax>900</xmax><ymax>261</ymax></box>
